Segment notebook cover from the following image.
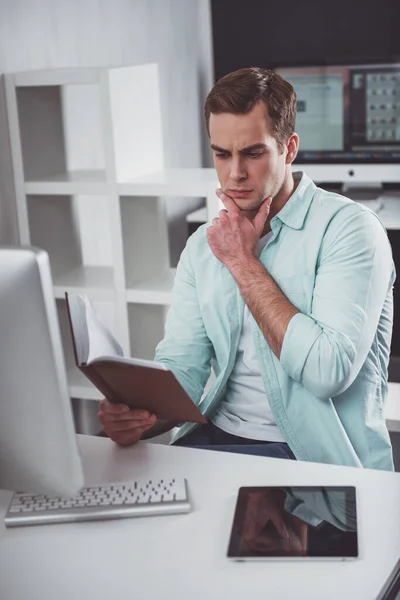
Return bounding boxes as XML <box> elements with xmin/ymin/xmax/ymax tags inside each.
<box><xmin>90</xmin><ymin>360</ymin><xmax>206</xmax><ymax>423</ymax></box>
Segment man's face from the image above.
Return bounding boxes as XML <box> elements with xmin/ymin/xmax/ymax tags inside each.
<box><xmin>209</xmin><ymin>101</ymin><xmax>290</xmax><ymax>216</ymax></box>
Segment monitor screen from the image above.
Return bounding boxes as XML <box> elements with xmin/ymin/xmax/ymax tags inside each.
<box><xmin>277</xmin><ymin>63</ymin><xmax>400</xmax><ymax>164</ymax></box>
<box><xmin>0</xmin><ymin>248</ymin><xmax>84</xmax><ymax>496</ymax></box>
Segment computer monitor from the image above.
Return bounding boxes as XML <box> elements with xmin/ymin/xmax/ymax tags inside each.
<box><xmin>276</xmin><ymin>62</ymin><xmax>400</xmax><ymax>184</ymax></box>
<box><xmin>0</xmin><ymin>247</ymin><xmax>84</xmax><ymax>496</ymax></box>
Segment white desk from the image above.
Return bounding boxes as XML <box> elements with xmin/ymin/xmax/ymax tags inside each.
<box><xmin>1</xmin><ymin>435</ymin><xmax>400</xmax><ymax>600</ymax></box>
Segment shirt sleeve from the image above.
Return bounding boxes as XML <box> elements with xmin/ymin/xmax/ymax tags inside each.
<box><xmin>154</xmin><ymin>240</ymin><xmax>214</xmax><ymax>405</ymax></box>
<box><xmin>280</xmin><ymin>206</ymin><xmax>395</xmax><ymax>399</ymax></box>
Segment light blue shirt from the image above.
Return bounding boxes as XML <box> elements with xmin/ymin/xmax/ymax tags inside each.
<box><xmin>155</xmin><ymin>172</ymin><xmax>395</xmax><ymax>470</ymax></box>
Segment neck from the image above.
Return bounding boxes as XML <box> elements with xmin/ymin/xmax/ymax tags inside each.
<box><xmin>269</xmin><ymin>170</ymin><xmax>296</xmax><ymax>220</ymax></box>
<box><xmin>246</xmin><ymin>169</ymin><xmax>297</xmax><ymax>236</ymax></box>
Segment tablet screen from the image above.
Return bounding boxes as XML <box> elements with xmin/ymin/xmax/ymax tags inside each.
<box><xmin>227</xmin><ymin>486</ymin><xmax>358</xmax><ymax>559</ymax></box>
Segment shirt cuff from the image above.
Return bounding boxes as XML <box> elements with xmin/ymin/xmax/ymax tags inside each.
<box><xmin>280</xmin><ymin>312</ymin><xmax>321</xmax><ymax>382</ymax></box>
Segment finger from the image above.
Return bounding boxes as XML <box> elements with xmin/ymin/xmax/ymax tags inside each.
<box><xmin>253</xmin><ymin>196</ymin><xmax>272</xmax><ymax>235</ymax></box>
<box><xmin>140</xmin><ymin>420</ymin><xmax>157</xmax><ymax>431</ymax></box>
<box><xmin>101</xmin><ymin>414</ymin><xmax>156</xmax><ymax>432</ymax></box>
<box><xmin>218</xmin><ymin>209</ymin><xmax>228</xmax><ymax>219</ymax></box>
<box><xmin>101</xmin><ymin>401</ymin><xmax>150</xmax><ymax>419</ymax></box>
<box><xmin>106</xmin><ymin>420</ymin><xmax>157</xmax><ymax>445</ymax></box>
<box><xmin>99</xmin><ymin>407</ymin><xmax>154</xmax><ymax>421</ymax></box>
<box><xmin>112</xmin><ymin>430</ymin><xmax>143</xmax><ymax>446</ymax></box>
<box><xmin>211</xmin><ymin>217</ymin><xmax>219</xmax><ymax>226</ymax></box>
<box><xmin>242</xmin><ymin>503</ymin><xmax>261</xmax><ymax>541</ymax></box>
<box><xmin>102</xmin><ymin>417</ymin><xmax>156</xmax><ymax>433</ymax></box>
<box><xmin>216</xmin><ymin>189</ymin><xmax>241</xmax><ymax>214</ymax></box>
<box><xmin>271</xmin><ymin>515</ymin><xmax>290</xmax><ymax>539</ymax></box>
<box><xmin>100</xmin><ymin>399</ymin><xmax>130</xmax><ymax>414</ymax></box>
<box><xmin>99</xmin><ymin>411</ymin><xmax>156</xmax><ymax>425</ymax></box>
<box><xmin>99</xmin><ymin>413</ymin><xmax>156</xmax><ymax>425</ymax></box>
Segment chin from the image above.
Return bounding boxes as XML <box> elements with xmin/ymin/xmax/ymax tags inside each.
<box><xmin>235</xmin><ymin>200</ymin><xmax>264</xmax><ymax>212</ymax></box>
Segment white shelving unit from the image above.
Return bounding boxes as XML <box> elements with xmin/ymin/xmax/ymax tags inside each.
<box><xmin>0</xmin><ymin>65</ymin><xmax>218</xmax><ymax>407</ymax></box>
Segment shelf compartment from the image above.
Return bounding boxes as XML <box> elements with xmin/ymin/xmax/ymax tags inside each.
<box><xmin>128</xmin><ymin>304</ymin><xmax>170</xmax><ymax>361</ymax></box>
<box><xmin>126</xmin><ymin>269</ymin><xmax>176</xmax><ymax>305</ymax></box>
<box><xmin>68</xmin><ymin>367</ymin><xmax>103</xmax><ymax>401</ymax></box>
<box><xmin>53</xmin><ymin>265</ymin><xmax>115</xmax><ymax>300</ymax></box>
<box><xmin>14</xmin><ymin>68</ymin><xmax>99</xmax><ymax>87</ymax></box>
<box><xmin>118</xmin><ymin>168</ymin><xmax>218</xmax><ymax>197</ymax></box>
<box><xmin>25</xmin><ymin>169</ymin><xmax>107</xmax><ymax>195</ymax></box>
<box><xmin>120</xmin><ymin>195</ymin><xmax>170</xmax><ymax>288</ymax></box>
<box><xmin>71</xmin><ymin>397</ymin><xmax>103</xmax><ymax>435</ymax></box>
<box><xmin>107</xmin><ymin>63</ymin><xmax>164</xmax><ymax>181</ymax></box>
<box><xmin>27</xmin><ymin>194</ymin><xmax>113</xmax><ymax>297</ymax></box>
<box><xmin>16</xmin><ymin>84</ymin><xmax>105</xmax><ymax>182</ymax></box>
<box><xmin>186</xmin><ymin>206</ymin><xmax>207</xmax><ymax>223</ymax></box>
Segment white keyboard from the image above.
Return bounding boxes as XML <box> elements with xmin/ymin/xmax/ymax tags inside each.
<box><xmin>5</xmin><ymin>477</ymin><xmax>190</xmax><ymax>527</ymax></box>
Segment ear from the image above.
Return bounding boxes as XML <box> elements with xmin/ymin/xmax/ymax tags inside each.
<box><xmin>285</xmin><ymin>133</ymin><xmax>299</xmax><ymax>165</ymax></box>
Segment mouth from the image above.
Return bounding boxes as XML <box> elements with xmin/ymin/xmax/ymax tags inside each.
<box><xmin>227</xmin><ymin>189</ymin><xmax>253</xmax><ymax>198</ymax></box>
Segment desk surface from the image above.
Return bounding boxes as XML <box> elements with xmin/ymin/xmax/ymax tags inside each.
<box><xmin>1</xmin><ymin>435</ymin><xmax>400</xmax><ymax>600</ymax></box>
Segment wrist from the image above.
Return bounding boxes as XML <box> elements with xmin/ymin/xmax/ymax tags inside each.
<box><xmin>226</xmin><ymin>252</ymin><xmax>260</xmax><ymax>278</ymax></box>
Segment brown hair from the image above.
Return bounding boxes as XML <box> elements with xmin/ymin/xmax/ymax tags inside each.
<box><xmin>204</xmin><ymin>67</ymin><xmax>297</xmax><ymax>152</ymax></box>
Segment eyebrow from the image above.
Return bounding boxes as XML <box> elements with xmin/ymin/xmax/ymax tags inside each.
<box><xmin>210</xmin><ymin>143</ymin><xmax>267</xmax><ymax>154</ymax></box>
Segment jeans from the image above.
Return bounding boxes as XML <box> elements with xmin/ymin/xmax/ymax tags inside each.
<box><xmin>173</xmin><ymin>421</ymin><xmax>296</xmax><ymax>460</ymax></box>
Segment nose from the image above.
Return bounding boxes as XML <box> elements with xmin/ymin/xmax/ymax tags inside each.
<box><xmin>230</xmin><ymin>156</ymin><xmax>247</xmax><ymax>182</ymax></box>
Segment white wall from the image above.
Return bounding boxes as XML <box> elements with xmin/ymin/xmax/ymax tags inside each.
<box><xmin>0</xmin><ymin>0</ymin><xmax>214</xmax><ymax>263</ymax></box>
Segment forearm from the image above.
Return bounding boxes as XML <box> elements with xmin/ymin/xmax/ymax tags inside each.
<box><xmin>229</xmin><ymin>255</ymin><xmax>299</xmax><ymax>358</ymax></box>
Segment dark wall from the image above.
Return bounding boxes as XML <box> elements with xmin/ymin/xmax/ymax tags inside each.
<box><xmin>388</xmin><ymin>230</ymin><xmax>400</xmax><ymax>382</ymax></box>
<box><xmin>211</xmin><ymin>0</ymin><xmax>400</xmax><ymax>79</ymax></box>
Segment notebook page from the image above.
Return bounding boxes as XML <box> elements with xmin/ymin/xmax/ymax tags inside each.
<box><xmin>83</xmin><ymin>296</ymin><xmax>124</xmax><ymax>363</ymax></box>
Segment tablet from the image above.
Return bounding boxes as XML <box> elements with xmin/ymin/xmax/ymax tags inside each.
<box><xmin>227</xmin><ymin>486</ymin><xmax>358</xmax><ymax>561</ymax></box>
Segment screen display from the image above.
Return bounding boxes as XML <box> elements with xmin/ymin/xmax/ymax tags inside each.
<box><xmin>227</xmin><ymin>486</ymin><xmax>358</xmax><ymax>559</ymax></box>
<box><xmin>277</xmin><ymin>63</ymin><xmax>400</xmax><ymax>163</ymax></box>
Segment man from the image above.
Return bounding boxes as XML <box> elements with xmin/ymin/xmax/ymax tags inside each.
<box><xmin>99</xmin><ymin>67</ymin><xmax>395</xmax><ymax>470</ymax></box>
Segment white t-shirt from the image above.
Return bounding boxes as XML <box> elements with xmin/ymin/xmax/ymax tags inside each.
<box><xmin>212</xmin><ymin>232</ymin><xmax>286</xmax><ymax>442</ymax></box>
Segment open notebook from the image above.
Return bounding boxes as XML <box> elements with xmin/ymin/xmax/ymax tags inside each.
<box><xmin>65</xmin><ymin>293</ymin><xmax>206</xmax><ymax>424</ymax></box>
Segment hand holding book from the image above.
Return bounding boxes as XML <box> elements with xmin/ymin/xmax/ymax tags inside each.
<box><xmin>98</xmin><ymin>398</ymin><xmax>158</xmax><ymax>446</ymax></box>
<box><xmin>65</xmin><ymin>293</ymin><xmax>206</xmax><ymax>425</ymax></box>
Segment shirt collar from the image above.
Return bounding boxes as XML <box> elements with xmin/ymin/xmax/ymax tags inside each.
<box><xmin>272</xmin><ymin>171</ymin><xmax>317</xmax><ymax>230</ymax></box>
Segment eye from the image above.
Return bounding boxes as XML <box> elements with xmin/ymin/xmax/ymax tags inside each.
<box><xmin>247</xmin><ymin>152</ymin><xmax>264</xmax><ymax>159</ymax></box>
<box><xmin>215</xmin><ymin>153</ymin><xmax>230</xmax><ymax>159</ymax></box>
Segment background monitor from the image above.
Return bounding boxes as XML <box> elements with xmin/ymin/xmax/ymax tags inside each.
<box><xmin>277</xmin><ymin>62</ymin><xmax>400</xmax><ymax>184</ymax></box>
<box><xmin>0</xmin><ymin>247</ymin><xmax>84</xmax><ymax>496</ymax></box>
